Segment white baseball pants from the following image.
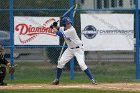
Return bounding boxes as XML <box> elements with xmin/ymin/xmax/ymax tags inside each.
<box><xmin>57</xmin><ymin>47</ymin><xmax>88</xmax><ymax>71</ymax></box>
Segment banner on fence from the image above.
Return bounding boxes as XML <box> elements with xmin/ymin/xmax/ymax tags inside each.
<box><xmin>14</xmin><ymin>16</ymin><xmax>60</xmax><ymax>45</ymax></box>
<box><xmin>81</xmin><ymin>14</ymin><xmax>134</xmax><ymax>51</ymax></box>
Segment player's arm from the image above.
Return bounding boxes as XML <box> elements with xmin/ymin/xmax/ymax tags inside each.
<box><xmin>50</xmin><ymin>21</ymin><xmax>63</xmax><ymax>36</ymax></box>
<box><xmin>7</xmin><ymin>62</ymin><xmax>11</xmax><ymax>67</ymax></box>
<box><xmin>4</xmin><ymin>58</ymin><xmax>16</xmax><ymax>74</ymax></box>
<box><xmin>3</xmin><ymin>58</ymin><xmax>11</xmax><ymax>67</ymax></box>
<box><xmin>53</xmin><ymin>27</ymin><xmax>63</xmax><ymax>36</ymax></box>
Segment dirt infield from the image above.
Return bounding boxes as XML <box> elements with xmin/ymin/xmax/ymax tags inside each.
<box><xmin>0</xmin><ymin>83</ymin><xmax>140</xmax><ymax>92</ymax></box>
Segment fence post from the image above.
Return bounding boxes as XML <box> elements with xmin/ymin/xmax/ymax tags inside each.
<box><xmin>70</xmin><ymin>0</ymin><xmax>74</xmax><ymax>80</ymax></box>
<box><xmin>9</xmin><ymin>0</ymin><xmax>14</xmax><ymax>80</ymax></box>
<box><xmin>135</xmin><ymin>0</ymin><xmax>140</xmax><ymax>80</ymax></box>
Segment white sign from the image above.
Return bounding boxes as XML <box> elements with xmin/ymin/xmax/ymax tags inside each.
<box><xmin>81</xmin><ymin>14</ymin><xmax>134</xmax><ymax>51</ymax></box>
<box><xmin>14</xmin><ymin>16</ymin><xmax>60</xmax><ymax>45</ymax></box>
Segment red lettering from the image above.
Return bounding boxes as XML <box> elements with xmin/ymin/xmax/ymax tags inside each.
<box><xmin>15</xmin><ymin>24</ymin><xmax>29</xmax><ymax>35</ymax></box>
<box><xmin>15</xmin><ymin>18</ymin><xmax>56</xmax><ymax>36</ymax></box>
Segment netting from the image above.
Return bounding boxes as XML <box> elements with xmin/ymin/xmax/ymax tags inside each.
<box><xmin>0</xmin><ymin>0</ymin><xmax>139</xmax><ymax>84</ymax></box>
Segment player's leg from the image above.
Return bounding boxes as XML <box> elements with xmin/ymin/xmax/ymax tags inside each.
<box><xmin>56</xmin><ymin>48</ymin><xmax>74</xmax><ymax>80</ymax></box>
<box><xmin>74</xmin><ymin>48</ymin><xmax>97</xmax><ymax>85</ymax></box>
<box><xmin>0</xmin><ymin>67</ymin><xmax>7</xmax><ymax>86</ymax></box>
<box><xmin>52</xmin><ymin>48</ymin><xmax>74</xmax><ymax>85</ymax></box>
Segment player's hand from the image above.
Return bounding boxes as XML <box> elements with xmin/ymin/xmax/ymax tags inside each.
<box><xmin>8</xmin><ymin>64</ymin><xmax>17</xmax><ymax>74</ymax></box>
<box><xmin>7</xmin><ymin>62</ymin><xmax>11</xmax><ymax>67</ymax></box>
<box><xmin>53</xmin><ymin>27</ymin><xmax>58</xmax><ymax>33</ymax></box>
<box><xmin>9</xmin><ymin>66</ymin><xmax>15</xmax><ymax>74</ymax></box>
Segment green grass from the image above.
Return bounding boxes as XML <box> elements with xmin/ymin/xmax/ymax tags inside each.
<box><xmin>4</xmin><ymin>62</ymin><xmax>140</xmax><ymax>84</ymax></box>
<box><xmin>0</xmin><ymin>89</ymin><xmax>139</xmax><ymax>93</ymax></box>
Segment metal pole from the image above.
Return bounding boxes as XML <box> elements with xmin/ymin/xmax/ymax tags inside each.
<box><xmin>70</xmin><ymin>0</ymin><xmax>74</xmax><ymax>80</ymax></box>
<box><xmin>9</xmin><ymin>0</ymin><xmax>14</xmax><ymax>80</ymax></box>
<box><xmin>135</xmin><ymin>0</ymin><xmax>140</xmax><ymax>80</ymax></box>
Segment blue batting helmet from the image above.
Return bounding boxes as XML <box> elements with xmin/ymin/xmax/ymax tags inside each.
<box><xmin>62</xmin><ymin>17</ymin><xmax>72</xmax><ymax>26</ymax></box>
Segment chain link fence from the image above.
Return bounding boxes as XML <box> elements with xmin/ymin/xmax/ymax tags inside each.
<box><xmin>0</xmin><ymin>0</ymin><xmax>139</xmax><ymax>83</ymax></box>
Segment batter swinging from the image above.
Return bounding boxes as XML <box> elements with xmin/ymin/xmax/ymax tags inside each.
<box><xmin>52</xmin><ymin>17</ymin><xmax>97</xmax><ymax>85</ymax></box>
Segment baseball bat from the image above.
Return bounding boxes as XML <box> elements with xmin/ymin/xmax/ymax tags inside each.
<box><xmin>56</xmin><ymin>5</ymin><xmax>75</xmax><ymax>23</ymax></box>
<box><xmin>50</xmin><ymin>5</ymin><xmax>75</xmax><ymax>29</ymax></box>
<box><xmin>72</xmin><ymin>4</ymin><xmax>78</xmax><ymax>19</ymax></box>
<box><xmin>58</xmin><ymin>3</ymin><xmax>78</xmax><ymax>61</ymax></box>
<box><xmin>57</xmin><ymin>5</ymin><xmax>75</xmax><ymax>61</ymax></box>
<box><xmin>62</xmin><ymin>5</ymin><xmax>75</xmax><ymax>18</ymax></box>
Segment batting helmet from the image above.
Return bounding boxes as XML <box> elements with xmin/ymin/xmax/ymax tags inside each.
<box><xmin>62</xmin><ymin>17</ymin><xmax>72</xmax><ymax>26</ymax></box>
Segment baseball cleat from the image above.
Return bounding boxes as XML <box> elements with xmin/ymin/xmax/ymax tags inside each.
<box><xmin>52</xmin><ymin>79</ymin><xmax>59</xmax><ymax>85</ymax></box>
<box><xmin>91</xmin><ymin>80</ymin><xmax>97</xmax><ymax>85</ymax></box>
<box><xmin>0</xmin><ymin>82</ymin><xmax>7</xmax><ymax>86</ymax></box>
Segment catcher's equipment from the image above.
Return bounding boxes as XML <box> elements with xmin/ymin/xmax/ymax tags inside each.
<box><xmin>9</xmin><ymin>64</ymin><xmax>17</xmax><ymax>74</ymax></box>
<box><xmin>0</xmin><ymin>67</ymin><xmax>6</xmax><ymax>84</ymax></box>
<box><xmin>0</xmin><ymin>54</ymin><xmax>3</xmax><ymax>59</ymax></box>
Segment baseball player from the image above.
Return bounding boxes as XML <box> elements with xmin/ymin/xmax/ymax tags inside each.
<box><xmin>0</xmin><ymin>45</ymin><xmax>10</xmax><ymax>86</ymax></box>
<box><xmin>51</xmin><ymin>17</ymin><xmax>97</xmax><ymax>85</ymax></box>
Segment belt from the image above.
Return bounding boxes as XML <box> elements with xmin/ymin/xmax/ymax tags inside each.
<box><xmin>71</xmin><ymin>46</ymin><xmax>80</xmax><ymax>49</ymax></box>
<box><xmin>71</xmin><ymin>44</ymin><xmax>83</xmax><ymax>49</ymax></box>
